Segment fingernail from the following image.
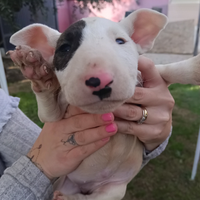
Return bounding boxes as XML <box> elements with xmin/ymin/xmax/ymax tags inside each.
<box><xmin>105</xmin><ymin>123</ymin><xmax>117</xmax><ymax>133</ymax></box>
<box><xmin>102</xmin><ymin>137</ymin><xmax>110</xmax><ymax>142</ymax></box>
<box><xmin>101</xmin><ymin>113</ymin><xmax>113</xmax><ymax>121</ymax></box>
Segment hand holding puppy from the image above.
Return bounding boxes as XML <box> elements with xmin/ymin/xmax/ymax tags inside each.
<box><xmin>27</xmin><ymin>112</ymin><xmax>117</xmax><ymax>180</ymax></box>
<box><xmin>114</xmin><ymin>56</ymin><xmax>174</xmax><ymax>151</ymax></box>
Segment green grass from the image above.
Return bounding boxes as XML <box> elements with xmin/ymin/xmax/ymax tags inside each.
<box><xmin>12</xmin><ymin>92</ymin><xmax>43</xmax><ymax>128</ymax></box>
<box><xmin>12</xmin><ymin>84</ymin><xmax>200</xmax><ymax>200</ymax></box>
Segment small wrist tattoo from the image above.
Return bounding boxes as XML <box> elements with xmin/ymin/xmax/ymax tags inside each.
<box><xmin>27</xmin><ymin>144</ymin><xmax>43</xmax><ymax>168</ymax></box>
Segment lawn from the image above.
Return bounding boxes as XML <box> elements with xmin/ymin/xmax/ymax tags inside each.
<box><xmin>11</xmin><ymin>84</ymin><xmax>200</xmax><ymax>200</ymax></box>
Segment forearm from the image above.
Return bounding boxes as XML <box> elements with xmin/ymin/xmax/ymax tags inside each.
<box><xmin>0</xmin><ymin>108</ymin><xmax>41</xmax><ymax>168</ymax></box>
<box><xmin>0</xmin><ymin>156</ymin><xmax>53</xmax><ymax>200</ymax></box>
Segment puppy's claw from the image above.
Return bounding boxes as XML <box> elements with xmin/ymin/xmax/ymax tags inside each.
<box><xmin>47</xmin><ymin>83</ymin><xmax>51</xmax><ymax>89</ymax></box>
<box><xmin>43</xmin><ymin>65</ymin><xmax>48</xmax><ymax>74</ymax></box>
<box><xmin>6</xmin><ymin>50</ymin><xmax>14</xmax><ymax>55</ymax></box>
<box><xmin>15</xmin><ymin>45</ymin><xmax>21</xmax><ymax>50</ymax></box>
<box><xmin>29</xmin><ymin>51</ymin><xmax>34</xmax><ymax>57</ymax></box>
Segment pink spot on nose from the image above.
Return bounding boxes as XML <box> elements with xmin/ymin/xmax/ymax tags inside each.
<box><xmin>85</xmin><ymin>73</ymin><xmax>113</xmax><ymax>89</ymax></box>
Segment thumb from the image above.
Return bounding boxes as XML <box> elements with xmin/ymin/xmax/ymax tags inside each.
<box><xmin>138</xmin><ymin>56</ymin><xmax>163</xmax><ymax>88</ymax></box>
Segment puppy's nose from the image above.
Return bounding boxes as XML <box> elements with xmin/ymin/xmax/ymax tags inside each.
<box><xmin>85</xmin><ymin>73</ymin><xmax>113</xmax><ymax>88</ymax></box>
<box><xmin>85</xmin><ymin>73</ymin><xmax>113</xmax><ymax>100</ymax></box>
<box><xmin>85</xmin><ymin>77</ymin><xmax>101</xmax><ymax>87</ymax></box>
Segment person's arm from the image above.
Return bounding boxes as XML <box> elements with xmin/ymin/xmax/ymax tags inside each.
<box><xmin>0</xmin><ymin>89</ymin><xmax>52</xmax><ymax>199</ymax></box>
<box><xmin>0</xmin><ymin>107</ymin><xmax>41</xmax><ymax>168</ymax></box>
<box><xmin>0</xmin><ymin>90</ymin><xmax>116</xmax><ymax>199</ymax></box>
<box><xmin>0</xmin><ymin>89</ymin><xmax>41</xmax><ymax>168</ymax></box>
<box><xmin>0</xmin><ymin>156</ymin><xmax>53</xmax><ymax>200</ymax></box>
<box><xmin>114</xmin><ymin>56</ymin><xmax>174</xmax><ymax>166</ymax></box>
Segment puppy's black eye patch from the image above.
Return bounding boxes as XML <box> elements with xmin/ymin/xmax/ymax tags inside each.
<box><xmin>53</xmin><ymin>20</ymin><xmax>86</xmax><ymax>71</ymax></box>
<box><xmin>58</xmin><ymin>43</ymin><xmax>71</xmax><ymax>52</ymax></box>
<box><xmin>116</xmin><ymin>38</ymin><xmax>126</xmax><ymax>44</ymax></box>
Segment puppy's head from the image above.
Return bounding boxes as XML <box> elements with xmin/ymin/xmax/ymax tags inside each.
<box><xmin>10</xmin><ymin>9</ymin><xmax>167</xmax><ymax>113</ymax></box>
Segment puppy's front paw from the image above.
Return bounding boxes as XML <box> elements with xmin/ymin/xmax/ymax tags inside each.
<box><xmin>7</xmin><ymin>45</ymin><xmax>60</xmax><ymax>93</ymax></box>
<box><xmin>53</xmin><ymin>190</ymin><xmax>67</xmax><ymax>200</ymax></box>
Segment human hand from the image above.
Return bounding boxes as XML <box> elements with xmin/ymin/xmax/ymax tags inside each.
<box><xmin>27</xmin><ymin>109</ymin><xmax>117</xmax><ymax>180</ymax></box>
<box><xmin>114</xmin><ymin>56</ymin><xmax>174</xmax><ymax>151</ymax></box>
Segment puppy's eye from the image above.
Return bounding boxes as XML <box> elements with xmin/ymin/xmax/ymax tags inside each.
<box><xmin>59</xmin><ymin>44</ymin><xmax>71</xmax><ymax>52</ymax></box>
<box><xmin>116</xmin><ymin>38</ymin><xmax>126</xmax><ymax>44</ymax></box>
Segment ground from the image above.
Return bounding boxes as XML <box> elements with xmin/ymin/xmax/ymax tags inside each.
<box><xmin>4</xmin><ymin>57</ymin><xmax>200</xmax><ymax>200</ymax></box>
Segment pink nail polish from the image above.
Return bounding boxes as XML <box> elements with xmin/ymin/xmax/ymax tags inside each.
<box><xmin>105</xmin><ymin>124</ymin><xmax>117</xmax><ymax>133</ymax></box>
<box><xmin>101</xmin><ymin>113</ymin><xmax>113</xmax><ymax>121</ymax></box>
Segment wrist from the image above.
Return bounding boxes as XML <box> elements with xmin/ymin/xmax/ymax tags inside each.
<box><xmin>26</xmin><ymin>154</ymin><xmax>56</xmax><ymax>181</ymax></box>
<box><xmin>144</xmin><ymin>143</ymin><xmax>160</xmax><ymax>151</ymax></box>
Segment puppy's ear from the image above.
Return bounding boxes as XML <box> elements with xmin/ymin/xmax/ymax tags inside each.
<box><xmin>120</xmin><ymin>9</ymin><xmax>167</xmax><ymax>53</ymax></box>
<box><xmin>10</xmin><ymin>23</ymin><xmax>61</xmax><ymax>62</ymax></box>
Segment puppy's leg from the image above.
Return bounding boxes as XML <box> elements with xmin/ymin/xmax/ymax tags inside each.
<box><xmin>8</xmin><ymin>45</ymin><xmax>67</xmax><ymax>122</ymax></box>
<box><xmin>156</xmin><ymin>54</ymin><xmax>200</xmax><ymax>86</ymax></box>
<box><xmin>53</xmin><ymin>183</ymin><xmax>127</xmax><ymax>200</ymax></box>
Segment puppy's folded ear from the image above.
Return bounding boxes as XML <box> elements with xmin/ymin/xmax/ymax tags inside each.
<box><xmin>10</xmin><ymin>24</ymin><xmax>61</xmax><ymax>62</ymax></box>
<box><xmin>120</xmin><ymin>9</ymin><xmax>168</xmax><ymax>54</ymax></box>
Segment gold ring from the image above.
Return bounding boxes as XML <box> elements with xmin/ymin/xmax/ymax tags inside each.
<box><xmin>137</xmin><ymin>107</ymin><xmax>148</xmax><ymax>124</ymax></box>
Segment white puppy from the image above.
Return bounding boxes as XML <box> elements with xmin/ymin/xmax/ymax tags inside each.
<box><xmin>8</xmin><ymin>9</ymin><xmax>200</xmax><ymax>200</ymax></box>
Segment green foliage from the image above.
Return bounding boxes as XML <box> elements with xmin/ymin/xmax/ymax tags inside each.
<box><xmin>12</xmin><ymin>91</ymin><xmax>44</xmax><ymax>128</ymax></box>
<box><xmin>75</xmin><ymin>0</ymin><xmax>114</xmax><ymax>10</ymax></box>
<box><xmin>0</xmin><ymin>0</ymin><xmax>47</xmax><ymax>30</ymax></box>
<box><xmin>0</xmin><ymin>0</ymin><xmax>116</xmax><ymax>31</ymax></box>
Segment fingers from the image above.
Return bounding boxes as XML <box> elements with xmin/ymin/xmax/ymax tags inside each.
<box><xmin>67</xmin><ymin>137</ymin><xmax>110</xmax><ymax>163</ymax></box>
<box><xmin>116</xmin><ymin>118</ymin><xmax>172</xmax><ymax>151</ymax></box>
<box><xmin>116</xmin><ymin>120</ymin><xmax>163</xmax><ymax>143</ymax></box>
<box><xmin>113</xmin><ymin>104</ymin><xmax>143</xmax><ymax>121</ymax></box>
<box><xmin>114</xmin><ymin>102</ymin><xmax>170</xmax><ymax>124</ymax></box>
<box><xmin>126</xmin><ymin>87</ymin><xmax>156</xmax><ymax>105</ymax></box>
<box><xmin>62</xmin><ymin>123</ymin><xmax>117</xmax><ymax>147</ymax></box>
<box><xmin>138</xmin><ymin>56</ymin><xmax>164</xmax><ymax>88</ymax></box>
<box><xmin>59</xmin><ymin>113</ymin><xmax>114</xmax><ymax>134</ymax></box>
<box><xmin>127</xmin><ymin>86</ymin><xmax>171</xmax><ymax>106</ymax></box>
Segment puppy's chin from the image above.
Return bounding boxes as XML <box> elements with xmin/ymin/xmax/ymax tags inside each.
<box><xmin>78</xmin><ymin>100</ymin><xmax>125</xmax><ymax>114</ymax></box>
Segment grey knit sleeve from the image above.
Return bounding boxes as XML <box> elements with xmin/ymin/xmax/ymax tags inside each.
<box><xmin>0</xmin><ymin>89</ymin><xmax>20</xmax><ymax>133</ymax></box>
<box><xmin>0</xmin><ymin>89</ymin><xmax>53</xmax><ymax>199</ymax></box>
<box><xmin>141</xmin><ymin>127</ymin><xmax>172</xmax><ymax>168</ymax></box>
<box><xmin>0</xmin><ymin>156</ymin><xmax>53</xmax><ymax>200</ymax></box>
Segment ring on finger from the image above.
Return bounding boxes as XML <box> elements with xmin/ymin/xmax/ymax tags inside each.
<box><xmin>61</xmin><ymin>133</ymin><xmax>79</xmax><ymax>146</ymax></box>
<box><xmin>137</xmin><ymin>107</ymin><xmax>148</xmax><ymax>124</ymax></box>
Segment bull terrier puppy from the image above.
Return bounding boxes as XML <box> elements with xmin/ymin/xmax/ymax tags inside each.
<box><xmin>8</xmin><ymin>9</ymin><xmax>200</xmax><ymax>200</ymax></box>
